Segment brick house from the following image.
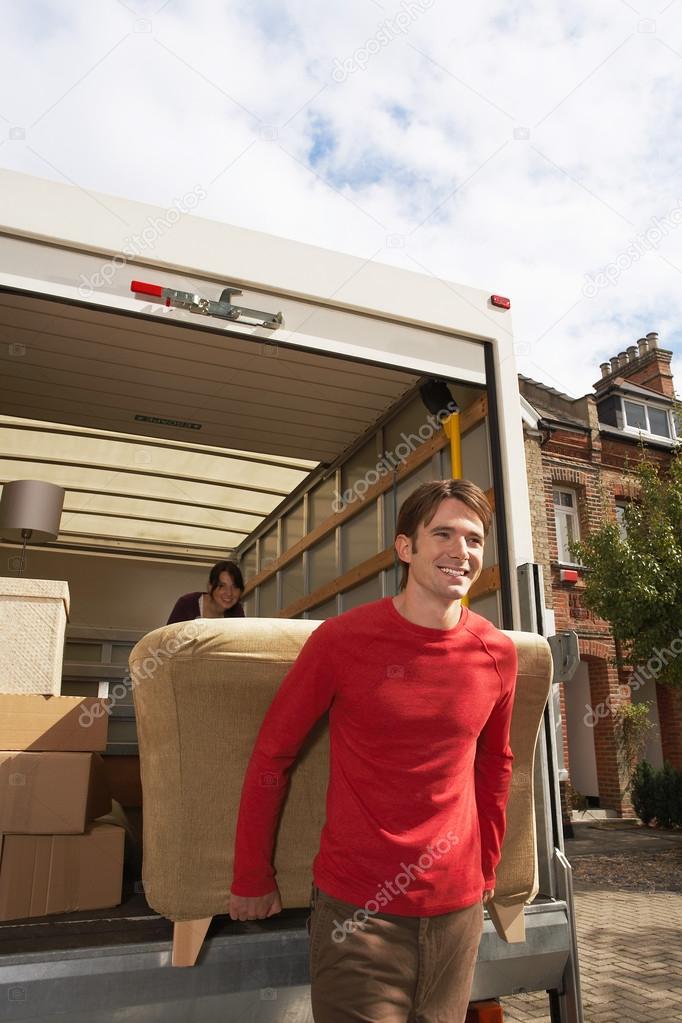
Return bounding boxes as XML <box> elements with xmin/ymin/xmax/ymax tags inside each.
<box><xmin>519</xmin><ymin>332</ymin><xmax>682</xmax><ymax>817</ymax></box>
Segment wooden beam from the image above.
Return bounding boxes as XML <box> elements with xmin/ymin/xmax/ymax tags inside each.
<box><xmin>459</xmin><ymin>394</ymin><xmax>487</xmax><ymax>433</ymax></box>
<box><xmin>278</xmin><ymin>549</ymin><xmax>396</xmax><ymax>618</ymax></box>
<box><xmin>278</xmin><ymin>551</ymin><xmax>500</xmax><ymax>619</ymax></box>
<box><xmin>244</xmin><ymin>394</ymin><xmax>489</xmax><ymax>596</ymax></box>
<box><xmin>469</xmin><ymin>564</ymin><xmax>501</xmax><ymax>600</ymax></box>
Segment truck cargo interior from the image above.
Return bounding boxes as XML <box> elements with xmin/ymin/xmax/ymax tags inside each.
<box><xmin>0</xmin><ymin>281</ymin><xmax>505</xmax><ymax>933</ymax></box>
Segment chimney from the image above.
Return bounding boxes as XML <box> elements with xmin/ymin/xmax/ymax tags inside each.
<box><xmin>594</xmin><ymin>331</ymin><xmax>675</xmax><ymax>398</ymax></box>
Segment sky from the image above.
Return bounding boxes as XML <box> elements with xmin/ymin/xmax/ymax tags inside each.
<box><xmin>1</xmin><ymin>0</ymin><xmax>681</xmax><ymax>399</ymax></box>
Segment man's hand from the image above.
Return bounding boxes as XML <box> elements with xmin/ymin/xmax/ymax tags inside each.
<box><xmin>229</xmin><ymin>887</ymin><xmax>282</xmax><ymax>921</ymax></box>
<box><xmin>482</xmin><ymin>888</ymin><xmax>494</xmax><ymax>905</ymax></box>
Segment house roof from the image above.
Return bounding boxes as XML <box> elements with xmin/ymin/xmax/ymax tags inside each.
<box><xmin>595</xmin><ymin>377</ymin><xmax>673</xmax><ymax>405</ymax></box>
<box><xmin>517</xmin><ymin>373</ymin><xmax>577</xmax><ymax>404</ymax></box>
<box><xmin>517</xmin><ymin>375</ymin><xmax>590</xmax><ymax>430</ymax></box>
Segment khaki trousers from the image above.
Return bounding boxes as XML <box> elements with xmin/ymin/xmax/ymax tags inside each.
<box><xmin>307</xmin><ymin>886</ymin><xmax>484</xmax><ymax>1023</ymax></box>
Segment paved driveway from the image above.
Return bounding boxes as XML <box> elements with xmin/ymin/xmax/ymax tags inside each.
<box><xmin>502</xmin><ymin>887</ymin><xmax>682</xmax><ymax>1022</ymax></box>
<box><xmin>501</xmin><ymin>824</ymin><xmax>682</xmax><ymax>1022</ymax></box>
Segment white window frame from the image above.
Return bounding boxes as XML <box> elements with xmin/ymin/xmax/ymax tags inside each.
<box><xmin>553</xmin><ymin>487</ymin><xmax>581</xmax><ymax>565</ymax></box>
<box><xmin>614</xmin><ymin>500</ymin><xmax>628</xmax><ymax>540</ymax></box>
<box><xmin>620</xmin><ymin>397</ymin><xmax>675</xmax><ymax>440</ymax></box>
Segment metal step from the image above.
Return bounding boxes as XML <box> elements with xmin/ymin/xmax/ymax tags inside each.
<box><xmin>0</xmin><ymin>901</ymin><xmax>569</xmax><ymax>1022</ymax></box>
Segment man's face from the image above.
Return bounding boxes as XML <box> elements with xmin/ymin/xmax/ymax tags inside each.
<box><xmin>212</xmin><ymin>571</ymin><xmax>241</xmax><ymax>610</ymax></box>
<box><xmin>395</xmin><ymin>497</ymin><xmax>485</xmax><ymax>605</ymax></box>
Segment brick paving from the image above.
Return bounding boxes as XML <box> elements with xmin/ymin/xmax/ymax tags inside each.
<box><xmin>501</xmin><ymin>885</ymin><xmax>682</xmax><ymax>1022</ymax></box>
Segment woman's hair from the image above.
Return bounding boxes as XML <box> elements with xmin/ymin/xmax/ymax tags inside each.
<box><xmin>208</xmin><ymin>560</ymin><xmax>245</xmax><ymax>595</ymax></box>
<box><xmin>394</xmin><ymin>480</ymin><xmax>493</xmax><ymax>591</ymax></box>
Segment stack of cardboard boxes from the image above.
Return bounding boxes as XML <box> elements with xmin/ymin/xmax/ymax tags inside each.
<box><xmin>0</xmin><ymin>579</ymin><xmax>125</xmax><ymax>922</ymax></box>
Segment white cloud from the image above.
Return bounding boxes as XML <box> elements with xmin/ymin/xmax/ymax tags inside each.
<box><xmin>1</xmin><ymin>0</ymin><xmax>681</xmax><ymax>398</ymax></box>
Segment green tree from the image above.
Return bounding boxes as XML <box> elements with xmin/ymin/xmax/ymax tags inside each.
<box><xmin>572</xmin><ymin>448</ymin><xmax>682</xmax><ymax>690</ymax></box>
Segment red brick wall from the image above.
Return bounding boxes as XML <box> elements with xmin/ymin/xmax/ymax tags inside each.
<box><xmin>581</xmin><ymin>646</ymin><xmax>632</xmax><ymax>814</ymax></box>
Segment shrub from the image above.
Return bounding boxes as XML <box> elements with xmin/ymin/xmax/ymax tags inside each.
<box><xmin>631</xmin><ymin>760</ymin><xmax>656</xmax><ymax>824</ymax></box>
<box><xmin>631</xmin><ymin>760</ymin><xmax>682</xmax><ymax>827</ymax></box>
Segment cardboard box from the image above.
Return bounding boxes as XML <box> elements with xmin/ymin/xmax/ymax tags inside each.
<box><xmin>0</xmin><ymin>577</ymin><xmax>70</xmax><ymax>696</ymax></box>
<box><xmin>0</xmin><ymin>752</ymin><xmax>111</xmax><ymax>834</ymax></box>
<box><xmin>0</xmin><ymin>822</ymin><xmax>124</xmax><ymax>921</ymax></box>
<box><xmin>0</xmin><ymin>694</ymin><xmax>109</xmax><ymax>752</ymax></box>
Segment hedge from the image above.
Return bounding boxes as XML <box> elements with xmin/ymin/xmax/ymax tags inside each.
<box><xmin>631</xmin><ymin>761</ymin><xmax>682</xmax><ymax>827</ymax></box>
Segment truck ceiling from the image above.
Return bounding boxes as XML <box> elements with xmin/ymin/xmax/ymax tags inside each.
<box><xmin>0</xmin><ymin>288</ymin><xmax>423</xmax><ymax>560</ymax></box>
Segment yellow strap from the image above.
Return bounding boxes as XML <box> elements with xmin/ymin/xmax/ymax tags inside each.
<box><xmin>442</xmin><ymin>414</ymin><xmax>468</xmax><ymax>607</ymax></box>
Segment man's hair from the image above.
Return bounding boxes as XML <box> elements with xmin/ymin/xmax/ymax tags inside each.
<box><xmin>394</xmin><ymin>480</ymin><xmax>493</xmax><ymax>591</ymax></box>
<box><xmin>208</xmin><ymin>559</ymin><xmax>244</xmax><ymax>595</ymax></box>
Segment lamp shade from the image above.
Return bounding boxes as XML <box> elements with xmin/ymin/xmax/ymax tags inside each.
<box><xmin>0</xmin><ymin>480</ymin><xmax>65</xmax><ymax>543</ymax></box>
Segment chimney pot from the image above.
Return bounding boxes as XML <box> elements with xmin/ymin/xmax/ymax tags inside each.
<box><xmin>626</xmin><ymin>345</ymin><xmax>637</xmax><ymax>361</ymax></box>
<box><xmin>618</xmin><ymin>351</ymin><xmax>628</xmax><ymax>367</ymax></box>
<box><xmin>600</xmin><ymin>362</ymin><xmax>610</xmax><ymax>378</ymax></box>
<box><xmin>610</xmin><ymin>356</ymin><xmax>620</xmax><ymax>373</ymax></box>
<box><xmin>637</xmin><ymin>337</ymin><xmax>648</xmax><ymax>356</ymax></box>
<box><xmin>646</xmin><ymin>331</ymin><xmax>659</xmax><ymax>349</ymax></box>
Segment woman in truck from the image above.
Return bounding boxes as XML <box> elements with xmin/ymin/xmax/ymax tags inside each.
<box><xmin>166</xmin><ymin>560</ymin><xmax>246</xmax><ymax>623</ymax></box>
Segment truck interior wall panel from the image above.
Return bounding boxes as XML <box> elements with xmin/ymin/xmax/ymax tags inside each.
<box><xmin>341</xmin><ymin>575</ymin><xmax>383</xmax><ymax>612</ymax></box>
<box><xmin>340</xmin><ymin>436</ymin><xmax>383</xmax><ymax>492</ymax></box>
<box><xmin>308</xmin><ymin>476</ymin><xmax>339</xmax><ymax>530</ymax></box>
<box><xmin>461</xmin><ymin>419</ymin><xmax>493</xmax><ymax>492</ymax></box>
<box><xmin>481</xmin><ymin>522</ymin><xmax>499</xmax><ymax>572</ymax></box>
<box><xmin>258</xmin><ymin>576</ymin><xmax>278</xmax><ymax>618</ymax></box>
<box><xmin>281</xmin><ymin>557</ymin><xmax>305</xmax><ymax>610</ymax></box>
<box><xmin>469</xmin><ymin>591</ymin><xmax>502</xmax><ymax>629</ymax></box>
<box><xmin>307</xmin><ymin>595</ymin><xmax>339</xmax><ymax>620</ymax></box>
<box><xmin>259</xmin><ymin>526</ymin><xmax>279</xmax><ymax>572</ymax></box>
<box><xmin>282</xmin><ymin>501</ymin><xmax>306</xmax><ymax>552</ymax></box>
<box><xmin>308</xmin><ymin>533</ymin><xmax>338</xmax><ymax>594</ymax></box>
<box><xmin>340</xmin><ymin>503</ymin><xmax>379</xmax><ymax>572</ymax></box>
<box><xmin>241</xmin><ymin>545</ymin><xmax>258</xmax><ymax>585</ymax></box>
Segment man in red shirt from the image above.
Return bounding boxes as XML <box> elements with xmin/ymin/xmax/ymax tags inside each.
<box><xmin>230</xmin><ymin>479</ymin><xmax>517</xmax><ymax>1022</ymax></box>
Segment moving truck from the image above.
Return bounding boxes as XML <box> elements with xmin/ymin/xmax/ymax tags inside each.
<box><xmin>0</xmin><ymin>168</ymin><xmax>583</xmax><ymax>1022</ymax></box>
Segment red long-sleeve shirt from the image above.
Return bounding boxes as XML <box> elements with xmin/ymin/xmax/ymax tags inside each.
<box><xmin>231</xmin><ymin>597</ymin><xmax>517</xmax><ymax>916</ymax></box>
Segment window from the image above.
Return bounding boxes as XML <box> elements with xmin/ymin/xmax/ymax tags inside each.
<box><xmin>553</xmin><ymin>488</ymin><xmax>580</xmax><ymax>563</ymax></box>
<box><xmin>615</xmin><ymin>500</ymin><xmax>628</xmax><ymax>540</ymax></box>
<box><xmin>648</xmin><ymin>406</ymin><xmax>671</xmax><ymax>437</ymax></box>
<box><xmin>622</xmin><ymin>399</ymin><xmax>672</xmax><ymax>439</ymax></box>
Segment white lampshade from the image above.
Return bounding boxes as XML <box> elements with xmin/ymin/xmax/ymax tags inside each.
<box><xmin>0</xmin><ymin>479</ymin><xmax>65</xmax><ymax>543</ymax></box>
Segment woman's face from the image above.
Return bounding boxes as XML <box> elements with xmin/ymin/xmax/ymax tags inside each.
<box><xmin>211</xmin><ymin>570</ymin><xmax>242</xmax><ymax>610</ymax></box>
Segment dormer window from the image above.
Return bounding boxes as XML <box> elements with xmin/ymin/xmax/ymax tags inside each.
<box><xmin>622</xmin><ymin>398</ymin><xmax>674</xmax><ymax>439</ymax></box>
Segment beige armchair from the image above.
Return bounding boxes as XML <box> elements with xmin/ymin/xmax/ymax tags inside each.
<box><xmin>130</xmin><ymin>619</ymin><xmax>552</xmax><ymax>967</ymax></box>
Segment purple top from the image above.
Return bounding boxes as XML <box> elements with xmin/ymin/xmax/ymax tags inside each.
<box><xmin>166</xmin><ymin>591</ymin><xmax>246</xmax><ymax>625</ymax></box>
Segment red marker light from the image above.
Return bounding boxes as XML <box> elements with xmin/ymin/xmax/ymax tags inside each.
<box><xmin>490</xmin><ymin>294</ymin><xmax>511</xmax><ymax>309</ymax></box>
<box><xmin>131</xmin><ymin>281</ymin><xmax>164</xmax><ymax>298</ymax></box>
